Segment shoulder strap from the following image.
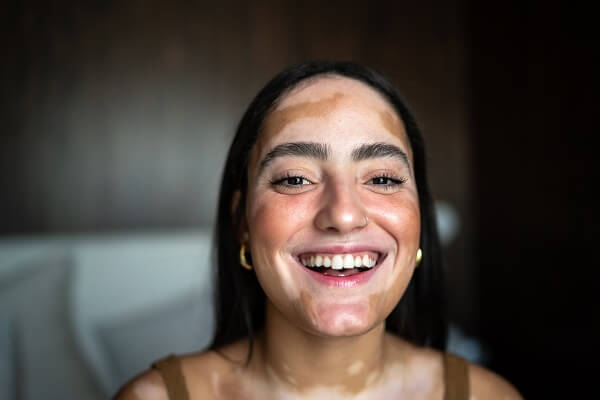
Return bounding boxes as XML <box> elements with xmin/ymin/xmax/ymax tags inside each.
<box><xmin>443</xmin><ymin>353</ymin><xmax>471</xmax><ymax>400</ymax></box>
<box><xmin>151</xmin><ymin>354</ymin><xmax>191</xmax><ymax>400</ymax></box>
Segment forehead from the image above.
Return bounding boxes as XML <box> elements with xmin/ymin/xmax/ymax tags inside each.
<box><xmin>256</xmin><ymin>76</ymin><xmax>410</xmax><ymax>151</ymax></box>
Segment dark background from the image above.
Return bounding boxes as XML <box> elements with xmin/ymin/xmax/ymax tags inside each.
<box><xmin>471</xmin><ymin>1</ymin><xmax>593</xmax><ymax>397</ymax></box>
<box><xmin>1</xmin><ymin>1</ymin><xmax>588</xmax><ymax>398</ymax></box>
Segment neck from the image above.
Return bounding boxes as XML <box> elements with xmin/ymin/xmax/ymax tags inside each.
<box><xmin>255</xmin><ymin>301</ymin><xmax>390</xmax><ymax>395</ymax></box>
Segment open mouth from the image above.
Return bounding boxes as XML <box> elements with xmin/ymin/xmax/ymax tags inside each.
<box><xmin>297</xmin><ymin>251</ymin><xmax>381</xmax><ymax>277</ymax></box>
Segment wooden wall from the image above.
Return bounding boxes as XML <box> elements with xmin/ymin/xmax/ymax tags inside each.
<box><xmin>2</xmin><ymin>0</ymin><xmax>474</xmax><ymax>328</ymax></box>
<box><xmin>2</xmin><ymin>0</ymin><xmax>469</xmax><ymax>233</ymax></box>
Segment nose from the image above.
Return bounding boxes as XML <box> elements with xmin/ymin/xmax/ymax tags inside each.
<box><xmin>314</xmin><ymin>179</ymin><xmax>368</xmax><ymax>234</ymax></box>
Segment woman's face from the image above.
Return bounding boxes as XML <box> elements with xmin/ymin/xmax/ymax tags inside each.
<box><xmin>244</xmin><ymin>76</ymin><xmax>420</xmax><ymax>337</ymax></box>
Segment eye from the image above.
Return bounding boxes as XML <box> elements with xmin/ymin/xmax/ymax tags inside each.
<box><xmin>279</xmin><ymin>176</ymin><xmax>311</xmax><ymax>186</ymax></box>
<box><xmin>371</xmin><ymin>176</ymin><xmax>398</xmax><ymax>185</ymax></box>
<box><xmin>367</xmin><ymin>174</ymin><xmax>408</xmax><ymax>191</ymax></box>
<box><xmin>270</xmin><ymin>174</ymin><xmax>314</xmax><ymax>191</ymax></box>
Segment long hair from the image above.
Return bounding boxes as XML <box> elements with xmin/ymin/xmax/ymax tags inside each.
<box><xmin>209</xmin><ymin>61</ymin><xmax>447</xmax><ymax>360</ymax></box>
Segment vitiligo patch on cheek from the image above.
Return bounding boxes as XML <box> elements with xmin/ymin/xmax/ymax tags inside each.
<box><xmin>384</xmin><ymin>252</ymin><xmax>417</xmax><ymax>295</ymax></box>
<box><xmin>277</xmin><ymin>258</ymin><xmax>300</xmax><ymax>300</ymax></box>
<box><xmin>385</xmin><ymin>261</ymin><xmax>402</xmax><ymax>291</ymax></box>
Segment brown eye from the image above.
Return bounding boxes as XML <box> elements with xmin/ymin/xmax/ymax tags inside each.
<box><xmin>372</xmin><ymin>177</ymin><xmax>392</xmax><ymax>185</ymax></box>
<box><xmin>271</xmin><ymin>175</ymin><xmax>313</xmax><ymax>188</ymax></box>
<box><xmin>366</xmin><ymin>175</ymin><xmax>408</xmax><ymax>192</ymax></box>
<box><xmin>371</xmin><ymin>176</ymin><xmax>405</xmax><ymax>186</ymax></box>
<box><xmin>286</xmin><ymin>177</ymin><xmax>305</xmax><ymax>185</ymax></box>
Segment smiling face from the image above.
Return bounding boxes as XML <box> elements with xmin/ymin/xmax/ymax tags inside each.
<box><xmin>244</xmin><ymin>76</ymin><xmax>421</xmax><ymax>337</ymax></box>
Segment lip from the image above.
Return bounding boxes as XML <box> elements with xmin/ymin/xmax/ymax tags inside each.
<box><xmin>296</xmin><ymin>252</ymin><xmax>387</xmax><ymax>288</ymax></box>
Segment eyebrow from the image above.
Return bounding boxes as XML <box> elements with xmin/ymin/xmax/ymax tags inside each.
<box><xmin>259</xmin><ymin>142</ymin><xmax>330</xmax><ymax>172</ymax></box>
<box><xmin>258</xmin><ymin>141</ymin><xmax>410</xmax><ymax>174</ymax></box>
<box><xmin>351</xmin><ymin>142</ymin><xmax>410</xmax><ymax>169</ymax></box>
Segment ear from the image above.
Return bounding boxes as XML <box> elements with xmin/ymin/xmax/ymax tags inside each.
<box><xmin>231</xmin><ymin>190</ymin><xmax>249</xmax><ymax>243</ymax></box>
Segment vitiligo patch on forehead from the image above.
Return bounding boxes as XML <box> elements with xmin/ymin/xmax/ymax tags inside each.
<box><xmin>262</xmin><ymin>91</ymin><xmax>407</xmax><ymax>143</ymax></box>
<box><xmin>261</xmin><ymin>92</ymin><xmax>346</xmax><ymax>142</ymax></box>
<box><xmin>251</xmin><ymin>90</ymin><xmax>411</xmax><ymax>171</ymax></box>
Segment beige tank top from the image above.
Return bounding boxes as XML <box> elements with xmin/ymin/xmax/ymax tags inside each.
<box><xmin>152</xmin><ymin>352</ymin><xmax>470</xmax><ymax>400</ymax></box>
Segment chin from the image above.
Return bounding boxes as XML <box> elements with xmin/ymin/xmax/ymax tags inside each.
<box><xmin>309</xmin><ymin>302</ymin><xmax>376</xmax><ymax>337</ymax></box>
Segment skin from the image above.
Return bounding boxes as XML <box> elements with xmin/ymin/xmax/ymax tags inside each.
<box><xmin>247</xmin><ymin>81</ymin><xmax>419</xmax><ymax>340</ymax></box>
<box><xmin>114</xmin><ymin>76</ymin><xmax>523</xmax><ymax>400</ymax></box>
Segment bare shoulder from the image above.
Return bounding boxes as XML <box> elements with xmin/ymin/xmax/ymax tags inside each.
<box><xmin>468</xmin><ymin>362</ymin><xmax>523</xmax><ymax>400</ymax></box>
<box><xmin>112</xmin><ymin>369</ymin><xmax>169</xmax><ymax>400</ymax></box>
<box><xmin>113</xmin><ymin>342</ymin><xmax>249</xmax><ymax>400</ymax></box>
<box><xmin>384</xmin><ymin>336</ymin><xmax>523</xmax><ymax>400</ymax></box>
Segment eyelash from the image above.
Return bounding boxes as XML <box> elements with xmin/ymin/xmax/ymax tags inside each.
<box><xmin>270</xmin><ymin>173</ymin><xmax>408</xmax><ymax>190</ymax></box>
<box><xmin>270</xmin><ymin>173</ymin><xmax>313</xmax><ymax>188</ymax></box>
<box><xmin>369</xmin><ymin>174</ymin><xmax>408</xmax><ymax>190</ymax></box>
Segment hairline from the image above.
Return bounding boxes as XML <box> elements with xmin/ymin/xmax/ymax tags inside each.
<box><xmin>251</xmin><ymin>73</ymin><xmax>411</xmax><ymax>179</ymax></box>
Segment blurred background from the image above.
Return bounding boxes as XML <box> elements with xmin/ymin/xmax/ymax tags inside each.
<box><xmin>1</xmin><ymin>0</ymin><xmax>588</xmax><ymax>398</ymax></box>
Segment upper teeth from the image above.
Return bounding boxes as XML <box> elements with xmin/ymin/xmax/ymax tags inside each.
<box><xmin>301</xmin><ymin>253</ymin><xmax>377</xmax><ymax>269</ymax></box>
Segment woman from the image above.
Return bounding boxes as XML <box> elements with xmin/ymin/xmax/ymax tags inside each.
<box><xmin>115</xmin><ymin>61</ymin><xmax>522</xmax><ymax>399</ymax></box>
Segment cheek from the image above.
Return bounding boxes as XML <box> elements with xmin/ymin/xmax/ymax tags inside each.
<box><xmin>246</xmin><ymin>192</ymin><xmax>315</xmax><ymax>301</ymax></box>
<box><xmin>366</xmin><ymin>193</ymin><xmax>420</xmax><ymax>238</ymax></box>
<box><xmin>248</xmin><ymin>192</ymin><xmax>314</xmax><ymax>248</ymax></box>
<box><xmin>363</xmin><ymin>193</ymin><xmax>420</xmax><ymax>300</ymax></box>
<box><xmin>383</xmin><ymin>261</ymin><xmax>415</xmax><ymax>314</ymax></box>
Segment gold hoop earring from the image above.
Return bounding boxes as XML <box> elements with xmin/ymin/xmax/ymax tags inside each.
<box><xmin>415</xmin><ymin>248</ymin><xmax>423</xmax><ymax>266</ymax></box>
<box><xmin>240</xmin><ymin>244</ymin><xmax>253</xmax><ymax>271</ymax></box>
